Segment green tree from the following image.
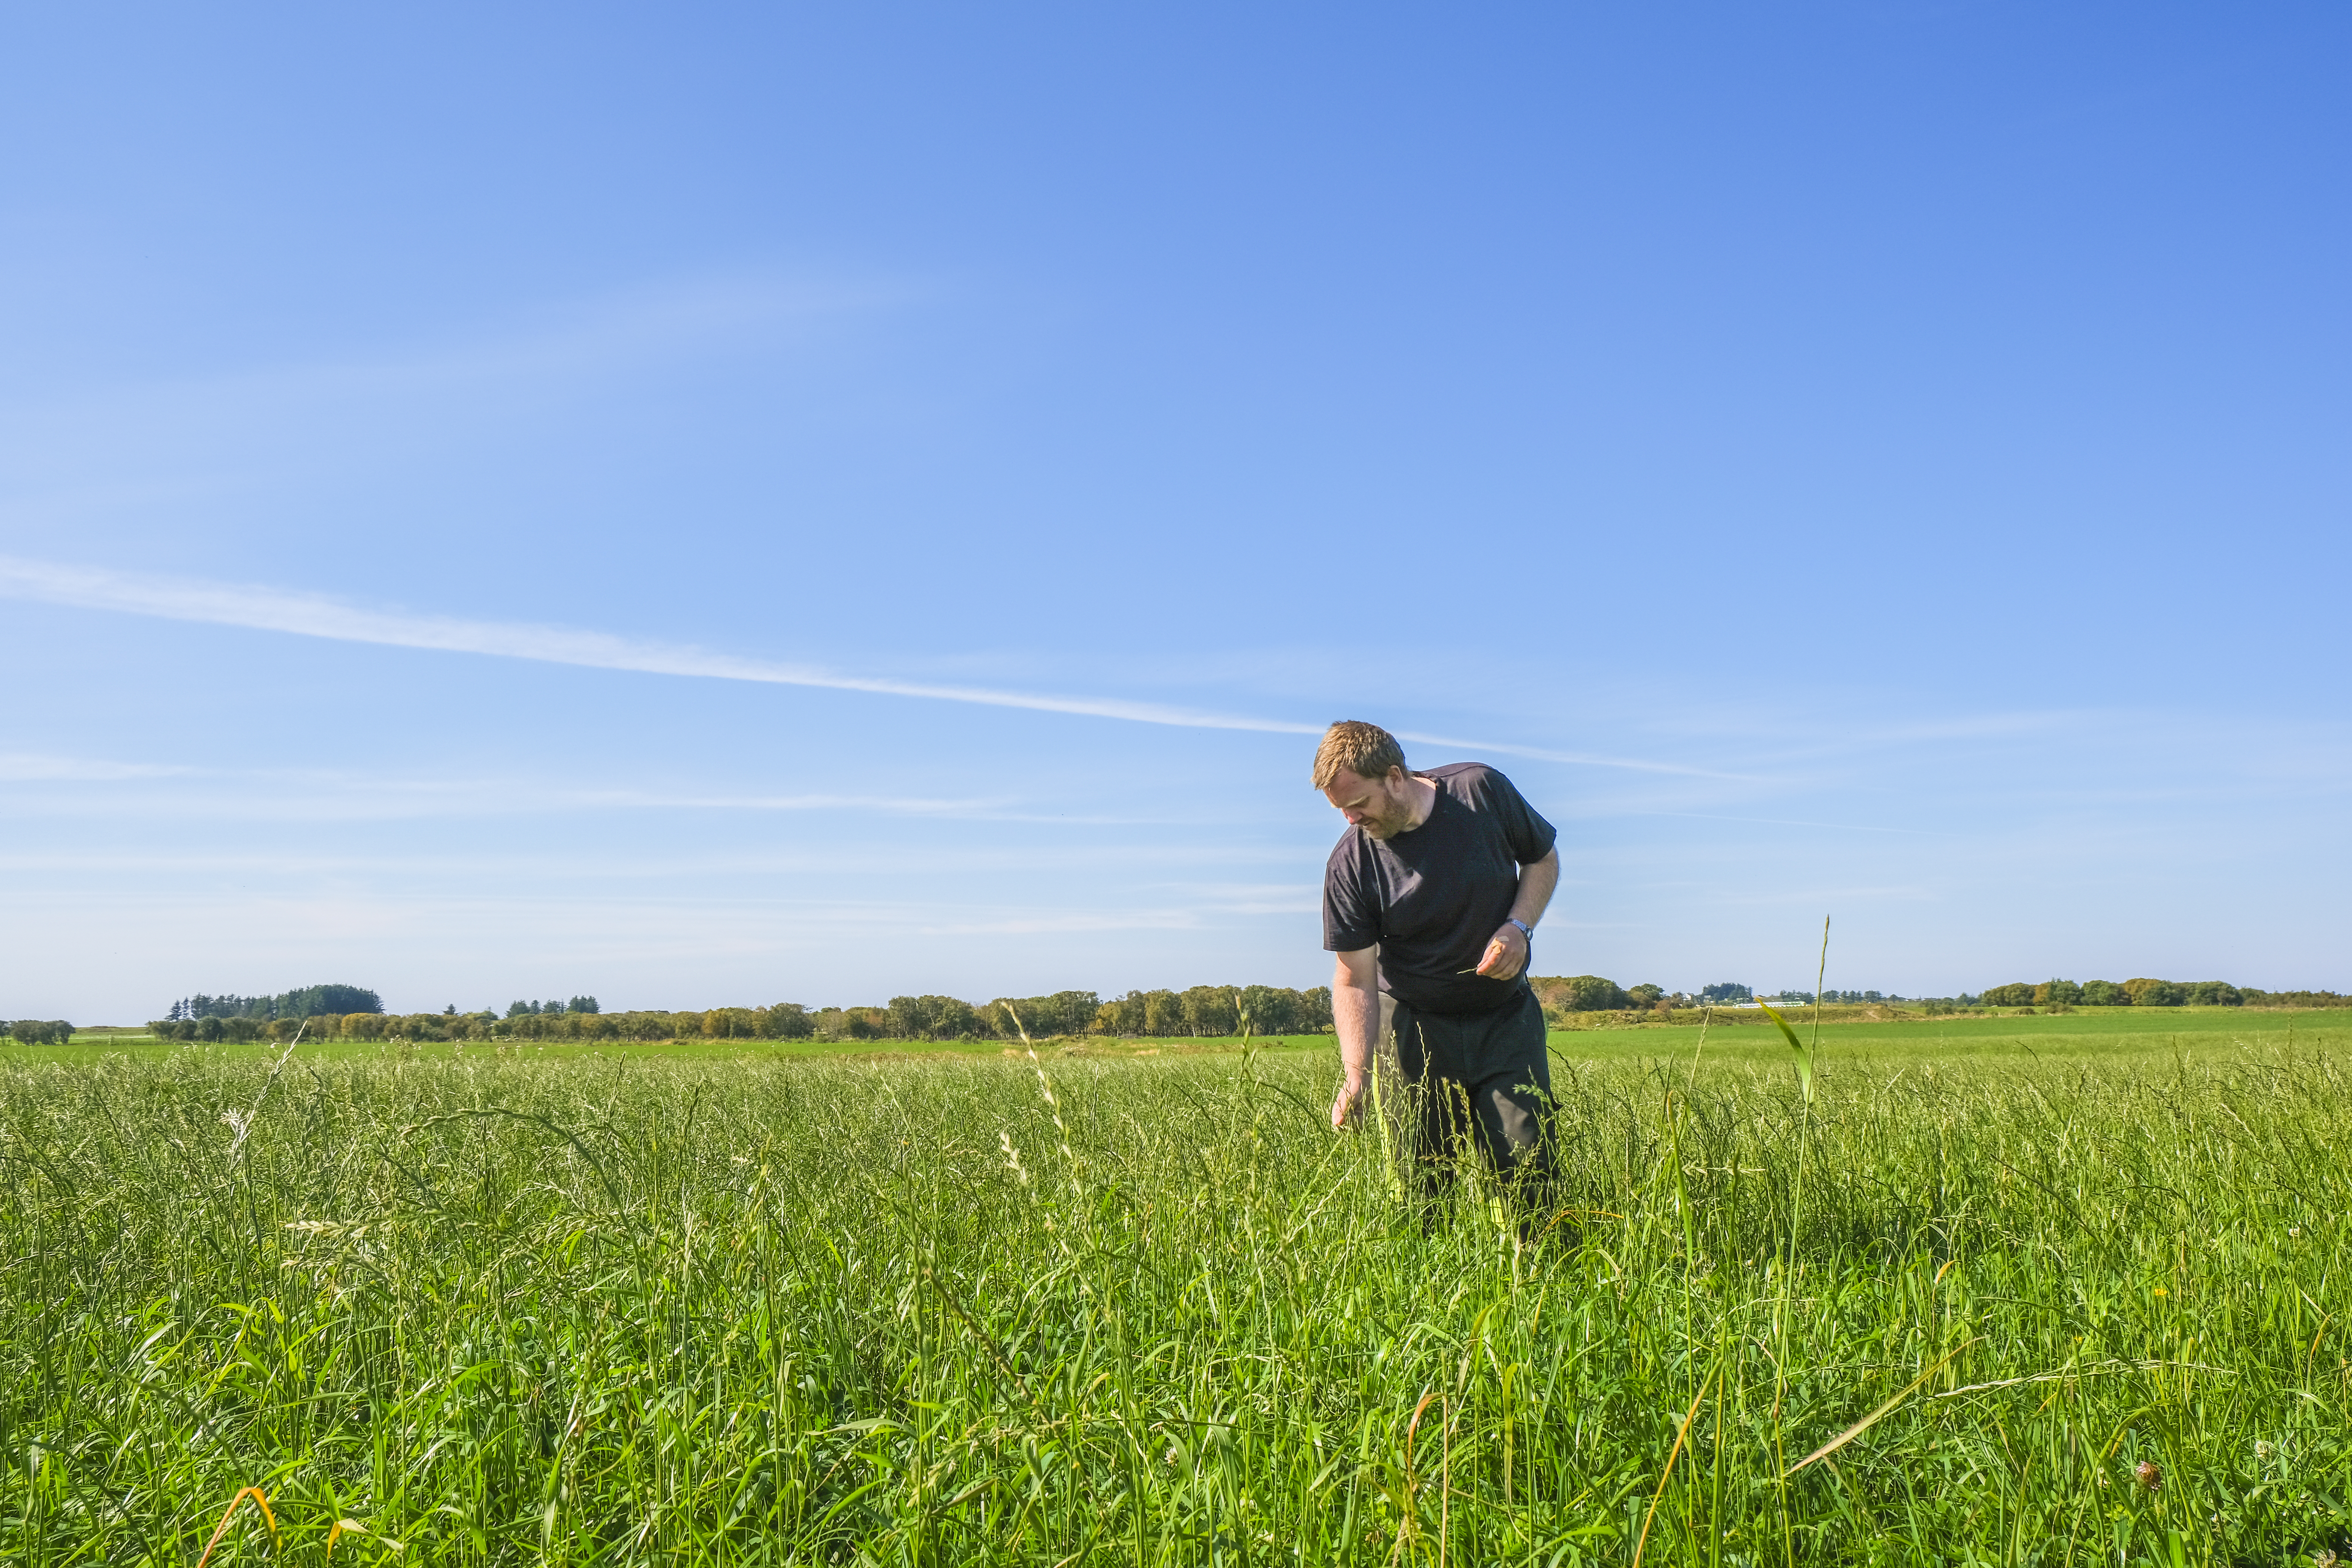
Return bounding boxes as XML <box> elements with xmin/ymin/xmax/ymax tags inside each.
<box><xmin>886</xmin><ymin>996</ymin><xmax>942</xmax><ymax>1039</ymax></box>
<box><xmin>1040</xmin><ymin>991</ymin><xmax>1101</xmax><ymax>1035</ymax></box>
<box><xmin>276</xmin><ymin>984</ymin><xmax>381</xmax><ymax>1017</ymax></box>
<box><xmin>808</xmin><ymin>1008</ymin><xmax>885</xmax><ymax>1041</ymax></box>
<box><xmin>1181</xmin><ymin>985</ymin><xmax>1238</xmax><ymax>1037</ymax></box>
<box><xmin>758</xmin><ymin>1003</ymin><xmax>813</xmax><ymax>1039</ymax></box>
<box><xmin>2124</xmin><ymin>978</ymin><xmax>2183</xmax><ymax>1007</ymax></box>
<box><xmin>888</xmin><ymin>995</ymin><xmax>980</xmax><ymax>1040</ymax></box>
<box><xmin>1141</xmin><ymin>990</ymin><xmax>1185</xmax><ymax>1037</ymax></box>
<box><xmin>982</xmin><ymin>991</ymin><xmax>1101</xmax><ymax>1038</ymax></box>
<box><xmin>2184</xmin><ymin>981</ymin><xmax>2242</xmax><ymax>1006</ymax></box>
<box><xmin>2034</xmin><ymin>980</ymin><xmax>2082</xmax><ymax>1006</ymax></box>
<box><xmin>1981</xmin><ymin>983</ymin><xmax>2037</xmax><ymax>1007</ymax></box>
<box><xmin>1563</xmin><ymin>975</ymin><xmax>1627</xmax><ymax>1011</ymax></box>
<box><xmin>1239</xmin><ymin>985</ymin><xmax>1298</xmax><ymax>1034</ymax></box>
<box><xmin>2081</xmin><ymin>980</ymin><xmax>2130</xmax><ymax>1006</ymax></box>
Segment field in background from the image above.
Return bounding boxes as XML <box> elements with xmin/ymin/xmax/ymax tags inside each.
<box><xmin>32</xmin><ymin>1003</ymin><xmax>2342</xmax><ymax>1070</ymax></box>
<box><xmin>2</xmin><ymin>1016</ymin><xmax>2347</xmax><ymax>1563</ymax></box>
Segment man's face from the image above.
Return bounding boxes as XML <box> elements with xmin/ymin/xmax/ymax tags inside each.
<box><xmin>1323</xmin><ymin>767</ymin><xmax>1416</xmax><ymax>839</ymax></box>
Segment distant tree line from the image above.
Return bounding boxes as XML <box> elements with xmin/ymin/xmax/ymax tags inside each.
<box><xmin>138</xmin><ymin>984</ymin><xmax>1340</xmax><ymax>1045</ymax></box>
<box><xmin>1530</xmin><ymin>977</ymin><xmax>1669</xmax><ymax>1014</ymax></box>
<box><xmin>143</xmin><ymin>1006</ymin><xmax>654</xmax><ymax>1045</ymax></box>
<box><xmin>1978</xmin><ymin>978</ymin><xmax>2346</xmax><ymax>1009</ymax></box>
<box><xmin>507</xmin><ymin>997</ymin><xmax>599</xmax><ymax>1017</ymax></box>
<box><xmin>4</xmin><ymin>1021</ymin><xmax>76</xmax><ymax>1044</ymax></box>
<box><xmin>166</xmin><ymin>985</ymin><xmax>382</xmax><ymax>1021</ymax></box>
<box><xmin>876</xmin><ymin>986</ymin><xmax>1339</xmax><ymax>1041</ymax></box>
<box><xmin>95</xmin><ymin>969</ymin><xmax>2352</xmax><ymax>1051</ymax></box>
<box><xmin>1538</xmin><ymin>979</ymin><xmax>1895</xmax><ymax>1013</ymax></box>
<box><xmin>149</xmin><ymin>1012</ymin><xmax>378</xmax><ymax>1043</ymax></box>
<box><xmin>1770</xmin><ymin>991</ymin><xmax>1892</xmax><ymax>1004</ymax></box>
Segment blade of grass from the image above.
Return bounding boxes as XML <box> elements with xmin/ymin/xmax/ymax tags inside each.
<box><xmin>1633</xmin><ymin>1362</ymin><xmax>1719</xmax><ymax>1568</ymax></box>
<box><xmin>193</xmin><ymin>1487</ymin><xmax>278</xmax><ymax>1568</ymax></box>
<box><xmin>1784</xmin><ymin>1337</ymin><xmax>1981</xmax><ymax>1477</ymax></box>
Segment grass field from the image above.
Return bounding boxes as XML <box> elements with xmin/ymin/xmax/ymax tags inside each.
<box><xmin>2</xmin><ymin>1009</ymin><xmax>2347</xmax><ymax>1563</ymax></box>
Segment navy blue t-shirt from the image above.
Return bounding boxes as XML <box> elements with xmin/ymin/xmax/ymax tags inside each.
<box><xmin>1321</xmin><ymin>763</ymin><xmax>1557</xmax><ymax>1015</ymax></box>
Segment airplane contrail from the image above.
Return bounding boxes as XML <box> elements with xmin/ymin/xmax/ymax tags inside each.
<box><xmin>0</xmin><ymin>554</ymin><xmax>1740</xmax><ymax>777</ymax></box>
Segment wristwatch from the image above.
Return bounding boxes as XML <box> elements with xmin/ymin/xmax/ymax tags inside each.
<box><xmin>1507</xmin><ymin>918</ymin><xmax>1533</xmax><ymax>942</ymax></box>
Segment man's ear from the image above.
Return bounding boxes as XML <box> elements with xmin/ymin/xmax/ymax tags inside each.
<box><xmin>1385</xmin><ymin>766</ymin><xmax>1408</xmax><ymax>787</ymax></box>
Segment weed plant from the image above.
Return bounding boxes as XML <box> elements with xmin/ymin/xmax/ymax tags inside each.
<box><xmin>0</xmin><ymin>1036</ymin><xmax>2347</xmax><ymax>1564</ymax></box>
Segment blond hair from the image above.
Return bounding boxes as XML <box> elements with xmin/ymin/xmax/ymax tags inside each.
<box><xmin>1311</xmin><ymin>720</ymin><xmax>1406</xmax><ymax>790</ymax></box>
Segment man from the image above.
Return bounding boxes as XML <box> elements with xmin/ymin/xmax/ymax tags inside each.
<box><xmin>1317</xmin><ymin>720</ymin><xmax>1560</xmax><ymax>1212</ymax></box>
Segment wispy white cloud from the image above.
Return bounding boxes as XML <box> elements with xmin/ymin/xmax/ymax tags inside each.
<box><xmin>0</xmin><ymin>755</ymin><xmax>1036</xmax><ymax>823</ymax></box>
<box><xmin>1393</xmin><ymin>730</ymin><xmax>1750</xmax><ymax>779</ymax></box>
<box><xmin>544</xmin><ymin>788</ymin><xmax>1012</xmax><ymax>816</ymax></box>
<box><xmin>911</xmin><ymin>909</ymin><xmax>1206</xmax><ymax>937</ymax></box>
<box><xmin>0</xmin><ymin>554</ymin><xmax>1317</xmax><ymax>731</ymax></box>
<box><xmin>1706</xmin><ymin>884</ymin><xmax>1941</xmax><ymax>906</ymax></box>
<box><xmin>296</xmin><ymin>273</ymin><xmax>913</xmax><ymax>389</ymax></box>
<box><xmin>1162</xmin><ymin>881</ymin><xmax>1322</xmax><ymax>915</ymax></box>
<box><xmin>1853</xmin><ymin>712</ymin><xmax>2079</xmax><ymax>743</ymax></box>
<box><xmin>570</xmin><ymin>790</ymin><xmax>1161</xmax><ymax>824</ymax></box>
<box><xmin>0</xmin><ymin>839</ymin><xmax>1316</xmax><ymax>880</ymax></box>
<box><xmin>0</xmin><ymin>751</ymin><xmax>193</xmax><ymax>782</ymax></box>
<box><xmin>0</xmin><ymin>273</ymin><xmax>907</xmax><ymax>450</ymax></box>
<box><xmin>0</xmin><ymin>555</ymin><xmax>1736</xmax><ymax>775</ymax></box>
<box><xmin>1631</xmin><ymin>811</ymin><xmax>1959</xmax><ymax>837</ymax></box>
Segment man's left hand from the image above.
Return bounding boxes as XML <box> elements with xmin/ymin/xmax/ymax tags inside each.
<box><xmin>1474</xmin><ymin>922</ymin><xmax>1528</xmax><ymax>981</ymax></box>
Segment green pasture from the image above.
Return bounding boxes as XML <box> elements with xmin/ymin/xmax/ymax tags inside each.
<box><xmin>1550</xmin><ymin>1004</ymin><xmax>2352</xmax><ymax>1072</ymax></box>
<box><xmin>33</xmin><ymin>1003</ymin><xmax>2349</xmax><ymax>1075</ymax></box>
<box><xmin>2</xmin><ymin>1012</ymin><xmax>2347</xmax><ymax>1563</ymax></box>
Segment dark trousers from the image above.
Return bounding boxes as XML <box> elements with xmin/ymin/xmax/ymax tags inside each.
<box><xmin>1391</xmin><ymin>986</ymin><xmax>1555</xmax><ymax>1221</ymax></box>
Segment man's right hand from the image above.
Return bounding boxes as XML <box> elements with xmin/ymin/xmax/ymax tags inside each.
<box><xmin>1330</xmin><ymin>946</ymin><xmax>1380</xmax><ymax>1132</ymax></box>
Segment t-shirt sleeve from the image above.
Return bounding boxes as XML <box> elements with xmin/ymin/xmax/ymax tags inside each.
<box><xmin>1479</xmin><ymin>767</ymin><xmax>1557</xmax><ymax>865</ymax></box>
<box><xmin>1322</xmin><ymin>836</ymin><xmax>1382</xmax><ymax>952</ymax></box>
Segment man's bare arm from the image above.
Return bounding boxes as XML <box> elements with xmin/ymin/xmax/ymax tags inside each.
<box><xmin>1511</xmin><ymin>846</ymin><xmax>1560</xmax><ymax>930</ymax></box>
<box><xmin>1472</xmin><ymin>847</ymin><xmax>1561</xmax><ymax>982</ymax></box>
<box><xmin>1330</xmin><ymin>945</ymin><xmax>1380</xmax><ymax>1129</ymax></box>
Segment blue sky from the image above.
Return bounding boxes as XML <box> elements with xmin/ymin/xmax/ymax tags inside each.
<box><xmin>3</xmin><ymin>3</ymin><xmax>2346</xmax><ymax>1020</ymax></box>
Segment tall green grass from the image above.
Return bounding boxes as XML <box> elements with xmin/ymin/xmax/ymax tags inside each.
<box><xmin>1</xmin><ymin>1035</ymin><xmax>2346</xmax><ymax>1564</ymax></box>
